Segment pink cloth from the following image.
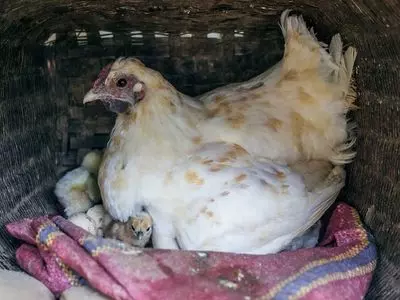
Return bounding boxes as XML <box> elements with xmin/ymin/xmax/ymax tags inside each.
<box><xmin>6</xmin><ymin>203</ymin><xmax>376</xmax><ymax>300</ymax></box>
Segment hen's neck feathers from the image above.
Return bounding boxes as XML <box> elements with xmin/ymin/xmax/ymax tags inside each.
<box><xmin>111</xmin><ymin>81</ymin><xmax>204</xmax><ymax>163</ymax></box>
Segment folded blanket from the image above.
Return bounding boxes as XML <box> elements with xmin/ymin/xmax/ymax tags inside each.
<box><xmin>6</xmin><ymin>203</ymin><xmax>376</xmax><ymax>300</ymax></box>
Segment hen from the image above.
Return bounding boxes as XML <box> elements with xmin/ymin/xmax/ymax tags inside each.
<box><xmin>83</xmin><ymin>10</ymin><xmax>357</xmax><ymax>254</ymax></box>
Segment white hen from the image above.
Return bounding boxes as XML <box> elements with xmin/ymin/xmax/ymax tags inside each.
<box><xmin>82</xmin><ymin>10</ymin><xmax>356</xmax><ymax>254</ymax></box>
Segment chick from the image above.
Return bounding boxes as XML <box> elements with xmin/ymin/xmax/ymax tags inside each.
<box><xmin>103</xmin><ymin>211</ymin><xmax>153</xmax><ymax>248</ymax></box>
<box><xmin>68</xmin><ymin>212</ymin><xmax>98</xmax><ymax>236</ymax></box>
<box><xmin>86</xmin><ymin>204</ymin><xmax>107</xmax><ymax>236</ymax></box>
<box><xmin>55</xmin><ymin>150</ymin><xmax>103</xmax><ymax>217</ymax></box>
<box><xmin>68</xmin><ymin>204</ymin><xmax>107</xmax><ymax>236</ymax></box>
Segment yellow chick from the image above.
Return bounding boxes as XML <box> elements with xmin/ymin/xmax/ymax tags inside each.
<box><xmin>55</xmin><ymin>150</ymin><xmax>103</xmax><ymax>217</ymax></box>
<box><xmin>68</xmin><ymin>204</ymin><xmax>107</xmax><ymax>236</ymax></box>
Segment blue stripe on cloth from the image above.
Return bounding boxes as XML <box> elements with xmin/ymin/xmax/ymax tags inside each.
<box><xmin>82</xmin><ymin>235</ymin><xmax>128</xmax><ymax>255</ymax></box>
<box><xmin>273</xmin><ymin>239</ymin><xmax>376</xmax><ymax>299</ymax></box>
<box><xmin>38</xmin><ymin>223</ymin><xmax>59</xmax><ymax>243</ymax></box>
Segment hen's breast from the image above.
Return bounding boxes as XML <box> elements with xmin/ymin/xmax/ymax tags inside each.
<box><xmin>98</xmin><ymin>130</ymin><xmax>192</xmax><ymax>221</ymax></box>
<box><xmin>98</xmin><ymin>149</ymin><xmax>135</xmax><ymax>220</ymax></box>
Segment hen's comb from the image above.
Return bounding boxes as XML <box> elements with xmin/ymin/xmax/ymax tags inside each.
<box><xmin>93</xmin><ymin>63</ymin><xmax>113</xmax><ymax>88</ymax></box>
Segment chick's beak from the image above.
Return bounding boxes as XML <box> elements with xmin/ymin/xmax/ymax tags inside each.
<box><xmin>136</xmin><ymin>231</ymin><xmax>144</xmax><ymax>240</ymax></box>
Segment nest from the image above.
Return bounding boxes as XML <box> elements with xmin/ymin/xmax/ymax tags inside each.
<box><xmin>1</xmin><ymin>1</ymin><xmax>399</xmax><ymax>299</ymax></box>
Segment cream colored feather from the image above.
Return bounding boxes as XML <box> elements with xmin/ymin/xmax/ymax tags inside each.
<box><xmin>83</xmin><ymin>10</ymin><xmax>357</xmax><ymax>254</ymax></box>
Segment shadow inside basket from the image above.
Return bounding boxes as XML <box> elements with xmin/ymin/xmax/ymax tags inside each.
<box><xmin>0</xmin><ymin>6</ymin><xmax>378</xmax><ymax>300</ymax></box>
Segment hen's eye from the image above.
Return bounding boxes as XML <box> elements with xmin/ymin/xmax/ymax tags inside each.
<box><xmin>117</xmin><ymin>78</ymin><xmax>127</xmax><ymax>88</ymax></box>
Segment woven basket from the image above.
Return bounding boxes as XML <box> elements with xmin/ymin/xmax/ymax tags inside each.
<box><xmin>1</xmin><ymin>1</ymin><xmax>399</xmax><ymax>298</ymax></box>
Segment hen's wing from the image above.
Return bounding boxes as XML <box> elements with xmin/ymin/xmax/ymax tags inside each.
<box><xmin>158</xmin><ymin>142</ymin><xmax>344</xmax><ymax>254</ymax></box>
<box><xmin>197</xmin><ymin>10</ymin><xmax>357</xmax><ymax>166</ymax></box>
<box><xmin>289</xmin><ymin>160</ymin><xmax>333</xmax><ymax>191</ymax></box>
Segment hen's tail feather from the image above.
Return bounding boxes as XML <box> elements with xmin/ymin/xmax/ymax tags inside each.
<box><xmin>343</xmin><ymin>47</ymin><xmax>358</xmax><ymax>110</ymax></box>
<box><xmin>329</xmin><ymin>34</ymin><xmax>343</xmax><ymax>68</ymax></box>
<box><xmin>280</xmin><ymin>10</ymin><xmax>358</xmax><ymax>165</ymax></box>
<box><xmin>279</xmin><ymin>10</ymin><xmax>338</xmax><ymax>74</ymax></box>
<box><xmin>329</xmin><ymin>34</ymin><xmax>358</xmax><ymax>110</ymax></box>
<box><xmin>328</xmin><ymin>33</ymin><xmax>358</xmax><ymax>164</ymax></box>
<box><xmin>330</xmin><ymin>137</ymin><xmax>357</xmax><ymax>165</ymax></box>
<box><xmin>279</xmin><ymin>10</ymin><xmax>358</xmax><ymax>104</ymax></box>
<box><xmin>295</xmin><ymin>166</ymin><xmax>346</xmax><ymax>238</ymax></box>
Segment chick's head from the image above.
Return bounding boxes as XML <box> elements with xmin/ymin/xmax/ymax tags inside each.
<box><xmin>81</xmin><ymin>150</ymin><xmax>103</xmax><ymax>175</ymax></box>
<box><xmin>129</xmin><ymin>212</ymin><xmax>153</xmax><ymax>241</ymax></box>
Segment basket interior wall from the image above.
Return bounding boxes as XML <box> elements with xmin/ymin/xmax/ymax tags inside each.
<box><xmin>1</xmin><ymin>1</ymin><xmax>400</xmax><ymax>299</ymax></box>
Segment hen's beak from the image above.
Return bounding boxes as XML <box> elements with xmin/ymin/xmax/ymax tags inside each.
<box><xmin>84</xmin><ymin>89</ymin><xmax>133</xmax><ymax>114</ymax></box>
<box><xmin>83</xmin><ymin>89</ymin><xmax>105</xmax><ymax>104</ymax></box>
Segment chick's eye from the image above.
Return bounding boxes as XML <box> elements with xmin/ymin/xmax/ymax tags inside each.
<box><xmin>146</xmin><ymin>227</ymin><xmax>151</xmax><ymax>232</ymax></box>
<box><xmin>117</xmin><ymin>78</ymin><xmax>127</xmax><ymax>88</ymax></box>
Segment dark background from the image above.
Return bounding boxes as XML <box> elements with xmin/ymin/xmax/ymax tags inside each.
<box><xmin>1</xmin><ymin>1</ymin><xmax>399</xmax><ymax>298</ymax></box>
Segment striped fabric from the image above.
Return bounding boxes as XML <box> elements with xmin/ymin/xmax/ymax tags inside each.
<box><xmin>6</xmin><ymin>202</ymin><xmax>376</xmax><ymax>300</ymax></box>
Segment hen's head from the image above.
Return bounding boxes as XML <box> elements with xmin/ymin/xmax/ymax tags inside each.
<box><xmin>83</xmin><ymin>57</ymin><xmax>167</xmax><ymax>114</ymax></box>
